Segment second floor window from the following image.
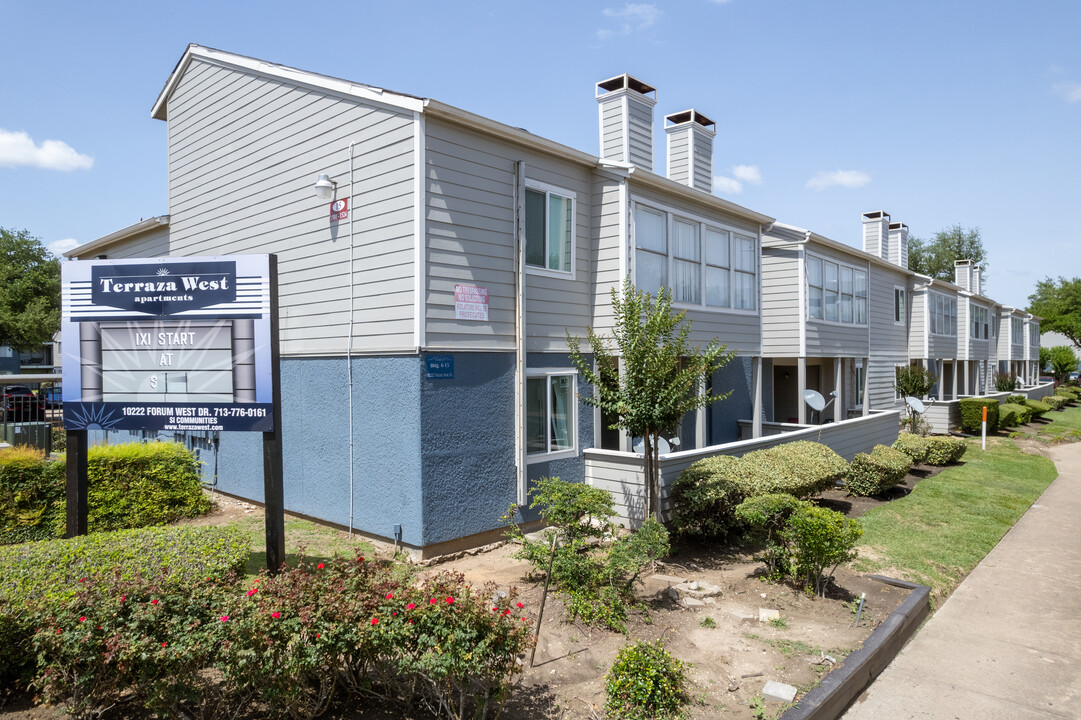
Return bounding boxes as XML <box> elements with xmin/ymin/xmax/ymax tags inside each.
<box><xmin>1012</xmin><ymin>317</ymin><xmax>1023</xmax><ymax>344</ymax></box>
<box><xmin>525</xmin><ymin>183</ymin><xmax>574</xmax><ymax>274</ymax></box>
<box><xmin>634</xmin><ymin>202</ymin><xmax>756</xmax><ymax>310</ymax></box>
<box><xmin>971</xmin><ymin>305</ymin><xmax>990</xmax><ymax>340</ymax></box>
<box><xmin>807</xmin><ymin>255</ymin><xmax>866</xmax><ymax>324</ymax></box>
<box><xmin>929</xmin><ymin>293</ymin><xmax>957</xmax><ymax>335</ymax></box>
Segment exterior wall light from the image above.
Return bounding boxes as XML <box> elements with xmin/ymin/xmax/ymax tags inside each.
<box><xmin>313</xmin><ymin>173</ymin><xmax>336</xmax><ymax>201</ymax></box>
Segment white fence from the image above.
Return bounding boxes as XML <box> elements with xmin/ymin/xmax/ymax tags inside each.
<box><xmin>921</xmin><ymin>382</ymin><xmax>1056</xmax><ymax>434</ymax></box>
<box><xmin>584</xmin><ymin>409</ymin><xmax>901</xmax><ymax>527</ymax></box>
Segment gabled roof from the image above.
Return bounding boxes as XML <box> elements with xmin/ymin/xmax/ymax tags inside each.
<box><xmin>151</xmin><ymin>45</ymin><xmax>774</xmax><ymax>227</ymax></box>
<box><xmin>64</xmin><ymin>216</ymin><xmax>169</xmax><ymax>259</ymax></box>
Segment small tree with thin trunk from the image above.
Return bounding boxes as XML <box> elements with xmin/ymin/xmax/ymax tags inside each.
<box><xmin>568</xmin><ymin>279</ymin><xmax>734</xmax><ymax>521</ymax></box>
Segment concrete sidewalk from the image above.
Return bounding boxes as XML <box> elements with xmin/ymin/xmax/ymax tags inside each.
<box><xmin>842</xmin><ymin>443</ymin><xmax>1081</xmax><ymax>720</ymax></box>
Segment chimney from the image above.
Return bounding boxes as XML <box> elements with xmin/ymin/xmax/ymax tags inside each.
<box><xmin>664</xmin><ymin>109</ymin><xmax>715</xmax><ymax>193</ymax></box>
<box><xmin>596</xmin><ymin>74</ymin><xmax>657</xmax><ymax>172</ymax></box>
<box><xmin>887</xmin><ymin>221</ymin><xmax>909</xmax><ymax>268</ymax></box>
<box><xmin>972</xmin><ymin>265</ymin><xmax>984</xmax><ymax>295</ymax></box>
<box><xmin>861</xmin><ymin>211</ymin><xmax>890</xmax><ymax>259</ymax></box>
<box><xmin>954</xmin><ymin>259</ymin><xmax>973</xmax><ymax>291</ymax></box>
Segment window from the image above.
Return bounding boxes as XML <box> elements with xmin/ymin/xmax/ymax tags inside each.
<box><xmin>526</xmin><ymin>371</ymin><xmax>576</xmax><ymax>459</ymax></box>
<box><xmin>894</xmin><ymin>287</ymin><xmax>906</xmax><ymax>324</ymax></box>
<box><xmin>929</xmin><ymin>293</ymin><xmax>957</xmax><ymax>336</ymax></box>
<box><xmin>1012</xmin><ymin>317</ymin><xmax>1023</xmax><ymax>344</ymax></box>
<box><xmin>1030</xmin><ymin>322</ymin><xmax>1039</xmax><ymax>345</ymax></box>
<box><xmin>970</xmin><ymin>305</ymin><xmax>990</xmax><ymax>340</ymax></box>
<box><xmin>525</xmin><ymin>182</ymin><xmax>574</xmax><ymax>274</ymax></box>
<box><xmin>633</xmin><ymin>202</ymin><xmax>757</xmax><ymax>311</ymax></box>
<box><xmin>806</xmin><ymin>254</ymin><xmax>866</xmax><ymax>325</ymax></box>
<box><xmin>855</xmin><ymin>362</ymin><xmax>865</xmax><ymax>406</ymax></box>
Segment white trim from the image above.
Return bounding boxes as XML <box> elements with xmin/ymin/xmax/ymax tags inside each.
<box><xmin>798</xmin><ymin>244</ymin><xmax>807</xmax><ymax>357</ymax></box>
<box><xmin>525</xmin><ymin>368</ymin><xmax>579</xmax><ymax>464</ymax></box>
<box><xmin>523</xmin><ymin>178</ymin><xmax>577</xmax><ymax>280</ymax></box>
<box><xmin>153</xmin><ymin>45</ymin><xmax>424</xmax><ymax>121</ymax></box>
<box><xmin>413</xmin><ymin>111</ymin><xmax>426</xmax><ymax>350</ymax></box>
<box><xmin>893</xmin><ymin>286</ymin><xmax>907</xmax><ymax>326</ymax></box>
<box><xmin>621</xmin><ymin>95</ymin><xmax>630</xmax><ymax>163</ymax></box>
<box><xmin>619</xmin><ymin>178</ymin><xmax>629</xmax><ymax>281</ymax></box>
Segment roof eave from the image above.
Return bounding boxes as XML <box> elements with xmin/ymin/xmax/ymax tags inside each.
<box><xmin>66</xmin><ymin>216</ymin><xmax>170</xmax><ymax>259</ymax></box>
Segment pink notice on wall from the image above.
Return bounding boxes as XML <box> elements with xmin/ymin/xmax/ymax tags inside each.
<box><xmin>454</xmin><ymin>284</ymin><xmax>489</xmax><ymax>321</ymax></box>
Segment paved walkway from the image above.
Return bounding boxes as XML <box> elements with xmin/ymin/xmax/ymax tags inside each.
<box><xmin>843</xmin><ymin>443</ymin><xmax>1081</xmax><ymax>719</ymax></box>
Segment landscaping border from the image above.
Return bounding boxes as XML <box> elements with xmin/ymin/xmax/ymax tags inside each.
<box><xmin>779</xmin><ymin>575</ymin><xmax>931</xmax><ymax>720</ymax></box>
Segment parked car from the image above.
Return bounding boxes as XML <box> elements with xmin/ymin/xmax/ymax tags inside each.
<box><xmin>2</xmin><ymin>385</ymin><xmax>46</xmax><ymax>422</ymax></box>
<box><xmin>40</xmin><ymin>386</ymin><xmax>63</xmax><ymax>409</ymax></box>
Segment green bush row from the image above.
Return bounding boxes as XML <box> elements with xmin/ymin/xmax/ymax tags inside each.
<box><xmin>672</xmin><ymin>441</ymin><xmax>847</xmax><ymax>539</ymax></box>
<box><xmin>5</xmin><ymin>544</ymin><xmax>532</xmax><ymax>720</ymax></box>
<box><xmin>999</xmin><ymin>403</ymin><xmax>1032</xmax><ymax>428</ymax></box>
<box><xmin>1026</xmin><ymin>399</ymin><xmax>1052</xmax><ymax>419</ymax></box>
<box><xmin>959</xmin><ymin>398</ymin><xmax>1000</xmax><ymax>434</ymax></box>
<box><xmin>0</xmin><ymin>441</ymin><xmax>211</xmax><ymax>544</ymax></box>
<box><xmin>1055</xmin><ymin>386</ymin><xmax>1080</xmax><ymax>402</ymax></box>
<box><xmin>846</xmin><ymin>445</ymin><xmax>912</xmax><ymax>497</ymax></box>
<box><xmin>1043</xmin><ymin>395</ymin><xmax>1068</xmax><ymax>411</ymax></box>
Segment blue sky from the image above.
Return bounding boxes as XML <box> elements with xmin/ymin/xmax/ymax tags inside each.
<box><xmin>1</xmin><ymin>0</ymin><xmax>1078</xmax><ymax>310</ymax></box>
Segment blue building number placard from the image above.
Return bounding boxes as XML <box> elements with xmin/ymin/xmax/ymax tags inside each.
<box><xmin>425</xmin><ymin>354</ymin><xmax>454</xmax><ymax>379</ymax></box>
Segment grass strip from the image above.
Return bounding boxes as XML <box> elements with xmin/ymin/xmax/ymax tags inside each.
<box><xmin>853</xmin><ymin>437</ymin><xmax>1057</xmax><ymax>598</ymax></box>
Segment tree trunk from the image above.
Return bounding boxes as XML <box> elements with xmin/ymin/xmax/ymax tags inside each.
<box><xmin>649</xmin><ymin>431</ymin><xmax>661</xmax><ymax>522</ymax></box>
<box><xmin>642</xmin><ymin>438</ymin><xmax>654</xmax><ymax>521</ymax></box>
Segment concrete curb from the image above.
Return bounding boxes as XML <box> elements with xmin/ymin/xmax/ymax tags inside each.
<box><xmin>778</xmin><ymin>575</ymin><xmax>931</xmax><ymax>720</ymax></box>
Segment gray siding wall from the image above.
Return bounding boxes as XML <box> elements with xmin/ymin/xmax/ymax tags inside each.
<box><xmin>868</xmin><ymin>264</ymin><xmax>910</xmax><ymax>412</ymax></box>
<box><xmin>423</xmin><ymin>119</ymin><xmax>593</xmax><ymax>352</ymax></box>
<box><xmin>667</xmin><ymin>129</ymin><xmax>689</xmax><ymax>185</ymax></box>
<box><xmin>693</xmin><ymin>131</ymin><xmax>711</xmax><ymax>191</ymax></box>
<box><xmin>600</xmin><ymin>98</ymin><xmax>623</xmax><ymax>160</ymax></box>
<box><xmin>957</xmin><ymin>297</ymin><xmax>970</xmax><ymax>358</ymax></box>
<box><xmin>908</xmin><ymin>291</ymin><xmax>927</xmax><ymax>357</ymax></box>
<box><xmin>760</xmin><ymin>235</ymin><xmax>801</xmax><ymax>356</ymax></box>
<box><xmin>95</xmin><ymin>226</ymin><xmax>172</xmax><ymax>260</ymax></box>
<box><xmin>166</xmin><ymin>57</ymin><xmax>416</xmax><ymax>357</ymax></box>
<box><xmin>592</xmin><ymin>176</ymin><xmax>625</xmax><ymax>333</ymax></box>
<box><xmin>627</xmin><ymin>98</ymin><xmax>653</xmax><ymax>171</ymax></box>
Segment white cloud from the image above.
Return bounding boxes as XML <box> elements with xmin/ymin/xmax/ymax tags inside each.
<box><xmin>46</xmin><ymin>238</ymin><xmax>81</xmax><ymax>257</ymax></box>
<box><xmin>1053</xmin><ymin>81</ymin><xmax>1081</xmax><ymax>103</ymax></box>
<box><xmin>598</xmin><ymin>3</ymin><xmax>662</xmax><ymax>38</ymax></box>
<box><xmin>806</xmin><ymin>170</ymin><xmax>871</xmax><ymax>191</ymax></box>
<box><xmin>732</xmin><ymin>164</ymin><xmax>762</xmax><ymax>184</ymax></box>
<box><xmin>0</xmin><ymin>129</ymin><xmax>93</xmax><ymax>171</ymax></box>
<box><xmin>714</xmin><ymin>176</ymin><xmax>743</xmax><ymax>195</ymax></box>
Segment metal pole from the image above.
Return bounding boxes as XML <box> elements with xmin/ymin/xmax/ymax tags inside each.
<box><xmin>529</xmin><ymin>533</ymin><xmax>558</xmax><ymax>668</ymax></box>
<box><xmin>262</xmin><ymin>255</ymin><xmax>286</xmax><ymax>574</ymax></box>
<box><xmin>65</xmin><ymin>429</ymin><xmax>88</xmax><ymax>537</ymax></box>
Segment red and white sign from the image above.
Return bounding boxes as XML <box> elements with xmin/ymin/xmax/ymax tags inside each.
<box><xmin>454</xmin><ymin>284</ymin><xmax>489</xmax><ymax>321</ymax></box>
<box><xmin>330</xmin><ymin>198</ymin><xmax>348</xmax><ymax>221</ymax></box>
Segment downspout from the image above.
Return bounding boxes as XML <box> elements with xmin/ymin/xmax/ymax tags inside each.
<box><xmin>347</xmin><ymin>141</ymin><xmax>357</xmax><ymax>538</ymax></box>
<box><xmin>514</xmin><ymin>161</ymin><xmax>527</xmax><ymax>506</ymax></box>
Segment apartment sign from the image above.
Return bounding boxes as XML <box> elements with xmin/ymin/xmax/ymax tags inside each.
<box><xmin>330</xmin><ymin>198</ymin><xmax>348</xmax><ymax>221</ymax></box>
<box><xmin>454</xmin><ymin>284</ymin><xmax>488</xmax><ymax>321</ymax></box>
<box><xmin>61</xmin><ymin>255</ymin><xmax>275</xmax><ymax>432</ymax></box>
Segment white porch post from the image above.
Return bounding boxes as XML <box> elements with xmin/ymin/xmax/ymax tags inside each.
<box><xmin>752</xmin><ymin>356</ymin><xmax>763</xmax><ymax>439</ymax></box>
<box><xmin>695</xmin><ymin>371</ymin><xmax>707</xmax><ymax>450</ymax></box>
<box><xmin>862</xmin><ymin>357</ymin><xmax>870</xmax><ymax>416</ymax></box>
<box><xmin>834</xmin><ymin>357</ymin><xmax>844</xmax><ymax>423</ymax></box>
<box><xmin>952</xmin><ymin>360</ymin><xmax>959</xmax><ymax>400</ymax></box>
<box><xmin>797</xmin><ymin>357</ymin><xmax>807</xmax><ymax>424</ymax></box>
<box><xmin>963</xmin><ymin>360</ymin><xmax>971</xmax><ymax>396</ymax></box>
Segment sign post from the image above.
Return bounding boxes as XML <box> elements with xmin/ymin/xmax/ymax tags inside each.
<box><xmin>61</xmin><ymin>255</ymin><xmax>283</xmax><ymax>571</ymax></box>
<box><xmin>982</xmin><ymin>405</ymin><xmax>988</xmax><ymax>450</ymax></box>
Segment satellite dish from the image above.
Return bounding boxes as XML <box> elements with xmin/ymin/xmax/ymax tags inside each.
<box><xmin>905</xmin><ymin>396</ymin><xmax>926</xmax><ymax>414</ymax></box>
<box><xmin>632</xmin><ymin>436</ymin><xmax>677</xmax><ymax>454</ymax></box>
<box><xmin>803</xmin><ymin>389</ymin><xmax>826</xmax><ymax>412</ymax></box>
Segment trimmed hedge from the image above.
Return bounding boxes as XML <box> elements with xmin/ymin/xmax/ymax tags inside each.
<box><xmin>1055</xmin><ymin>387</ymin><xmax>1080</xmax><ymax>402</ymax></box>
<box><xmin>672</xmin><ymin>442</ymin><xmax>846</xmax><ymax>539</ymax></box>
<box><xmin>959</xmin><ymin>398</ymin><xmax>999</xmax><ymax>434</ymax></box>
<box><xmin>0</xmin><ymin>442</ymin><xmax>211</xmax><ymax>544</ymax></box>
<box><xmin>893</xmin><ymin>433</ymin><xmax>931</xmax><ymax>464</ymax></box>
<box><xmin>1005</xmin><ymin>394</ymin><xmax>1028</xmax><ymax>406</ymax></box>
<box><xmin>846</xmin><ymin>445</ymin><xmax>912</xmax><ymax>497</ymax></box>
<box><xmin>924</xmin><ymin>436</ymin><xmax>967</xmax><ymax>465</ymax></box>
<box><xmin>1025</xmin><ymin>399</ymin><xmax>1052</xmax><ymax>420</ymax></box>
<box><xmin>1043</xmin><ymin>395</ymin><xmax>1068</xmax><ymax>411</ymax></box>
<box><xmin>998</xmin><ymin>403</ymin><xmax>1028</xmax><ymax>428</ymax></box>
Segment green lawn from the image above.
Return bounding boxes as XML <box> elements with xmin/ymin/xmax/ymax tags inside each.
<box><xmin>853</xmin><ymin>437</ymin><xmax>1058</xmax><ymax>598</ymax></box>
<box><xmin>225</xmin><ymin>512</ymin><xmax>376</xmax><ymax>576</ymax></box>
<box><xmin>1013</xmin><ymin>399</ymin><xmax>1081</xmax><ymax>443</ymax></box>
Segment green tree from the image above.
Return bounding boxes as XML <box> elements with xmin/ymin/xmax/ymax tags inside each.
<box><xmin>893</xmin><ymin>365</ymin><xmax>937</xmax><ymax>432</ymax></box>
<box><xmin>0</xmin><ymin>228</ymin><xmax>61</xmax><ymax>351</ymax></box>
<box><xmin>1048</xmin><ymin>345</ymin><xmax>1078</xmax><ymax>384</ymax></box>
<box><xmin>568</xmin><ymin>280</ymin><xmax>734</xmax><ymax>521</ymax></box>
<box><xmin>1028</xmin><ymin>277</ymin><xmax>1081</xmax><ymax>349</ymax></box>
<box><xmin>907</xmin><ymin>225</ymin><xmax>987</xmax><ymax>284</ymax></box>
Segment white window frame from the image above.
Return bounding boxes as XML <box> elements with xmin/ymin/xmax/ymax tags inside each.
<box><xmin>804</xmin><ymin>253</ymin><xmax>867</xmax><ymax>326</ymax></box>
<box><xmin>1012</xmin><ymin>317</ymin><xmax>1024</xmax><ymax>345</ymax></box>
<box><xmin>928</xmin><ymin>291</ymin><xmax>957</xmax><ymax>336</ymax></box>
<box><xmin>631</xmin><ymin>199</ymin><xmax>758</xmax><ymax>315</ymax></box>
<box><xmin>524</xmin><ymin>179</ymin><xmax>576</xmax><ymax>280</ymax></box>
<box><xmin>970</xmin><ymin>304</ymin><xmax>990</xmax><ymax>340</ymax></box>
<box><xmin>525</xmin><ymin>368</ymin><xmax>578</xmax><ymax>464</ymax></box>
<box><xmin>894</xmin><ymin>287</ymin><xmax>906</xmax><ymax>325</ymax></box>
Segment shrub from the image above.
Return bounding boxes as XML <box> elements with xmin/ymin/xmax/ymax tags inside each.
<box><xmin>734</xmin><ymin>494</ymin><xmax>808</xmax><ymax>580</ymax></box>
<box><xmin>959</xmin><ymin>398</ymin><xmax>999</xmax><ymax>434</ymax></box>
<box><xmin>924</xmin><ymin>436</ymin><xmax>967</xmax><ymax>465</ymax></box>
<box><xmin>604</xmin><ymin>639</ymin><xmax>688</xmax><ymax>720</ymax></box>
<box><xmin>892</xmin><ymin>433</ymin><xmax>931</xmax><ymax>464</ymax></box>
<box><xmin>994</xmin><ymin>372</ymin><xmax>1019</xmax><ymax>391</ymax></box>
<box><xmin>998</xmin><ymin>403</ymin><xmax>1027</xmax><ymax>428</ymax></box>
<box><xmin>1044</xmin><ymin>395</ymin><xmax>1068</xmax><ymax>411</ymax></box>
<box><xmin>1054</xmin><ymin>387</ymin><xmax>1079</xmax><ymax>402</ymax></box>
<box><xmin>845</xmin><ymin>445</ymin><xmax>912</xmax><ymax>497</ymax></box>
<box><xmin>507</xmin><ymin>478</ymin><xmax>669</xmax><ymax>632</ymax></box>
<box><xmin>738</xmin><ymin>441</ymin><xmax>848</xmax><ymax>498</ymax></box>
<box><xmin>86</xmin><ymin>442</ymin><xmax>211</xmax><ymax>533</ymax></box>
<box><xmin>670</xmin><ymin>455</ymin><xmax>744</xmax><ymax>539</ymax></box>
<box><xmin>1025</xmin><ymin>399</ymin><xmax>1052</xmax><ymax>420</ymax></box>
<box><xmin>1005</xmin><ymin>394</ymin><xmax>1028</xmax><ymax>406</ymax></box>
<box><xmin>0</xmin><ymin>446</ymin><xmax>66</xmax><ymax>544</ymax></box>
<box><xmin>785</xmin><ymin>506</ymin><xmax>862</xmax><ymax>597</ymax></box>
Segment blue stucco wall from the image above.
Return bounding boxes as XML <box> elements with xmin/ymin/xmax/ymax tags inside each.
<box><xmin>216</xmin><ymin>356</ymin><xmax>424</xmax><ymax>545</ymax></box>
<box><xmin>710</xmin><ymin>356</ymin><xmax>754</xmax><ymax>443</ymax></box>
